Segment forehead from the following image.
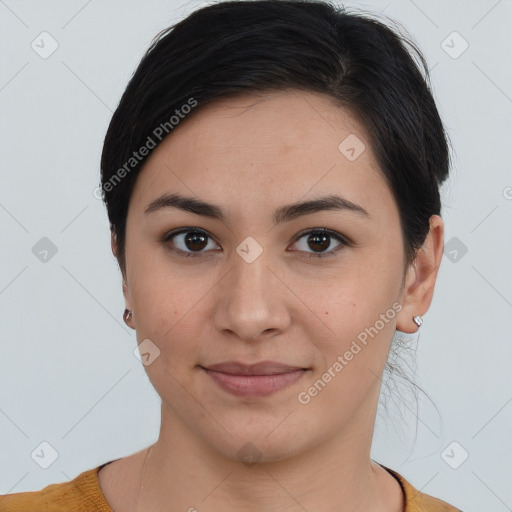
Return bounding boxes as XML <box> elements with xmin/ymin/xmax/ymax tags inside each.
<box><xmin>164</xmin><ymin>90</ymin><xmax>370</xmax><ymax>154</ymax></box>
<box><xmin>129</xmin><ymin>90</ymin><xmax>394</xmax><ymax>221</ymax></box>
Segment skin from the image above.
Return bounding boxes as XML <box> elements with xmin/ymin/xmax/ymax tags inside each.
<box><xmin>100</xmin><ymin>89</ymin><xmax>444</xmax><ymax>512</ymax></box>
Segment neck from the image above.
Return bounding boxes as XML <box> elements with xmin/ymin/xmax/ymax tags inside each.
<box><xmin>131</xmin><ymin>400</ymin><xmax>403</xmax><ymax>512</ymax></box>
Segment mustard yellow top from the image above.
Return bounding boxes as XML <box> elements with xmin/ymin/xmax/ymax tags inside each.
<box><xmin>0</xmin><ymin>461</ymin><xmax>462</xmax><ymax>511</ymax></box>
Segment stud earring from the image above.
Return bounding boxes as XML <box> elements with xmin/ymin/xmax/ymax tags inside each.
<box><xmin>413</xmin><ymin>315</ymin><xmax>423</xmax><ymax>327</ymax></box>
<box><xmin>123</xmin><ymin>309</ymin><xmax>133</xmax><ymax>325</ymax></box>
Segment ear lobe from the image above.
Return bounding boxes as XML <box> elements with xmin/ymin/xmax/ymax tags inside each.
<box><xmin>396</xmin><ymin>215</ymin><xmax>444</xmax><ymax>333</ymax></box>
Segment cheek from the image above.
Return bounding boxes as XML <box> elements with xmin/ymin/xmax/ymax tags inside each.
<box><xmin>298</xmin><ymin>245</ymin><xmax>402</xmax><ymax>369</ymax></box>
<box><xmin>305</xmin><ymin>256</ymin><xmax>400</xmax><ymax>329</ymax></box>
<box><xmin>126</xmin><ymin>247</ymin><xmax>199</xmax><ymax>349</ymax></box>
<box><xmin>298</xmin><ymin>283</ymin><xmax>399</xmax><ymax>418</ymax></box>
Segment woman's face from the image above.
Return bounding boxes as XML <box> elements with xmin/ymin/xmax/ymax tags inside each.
<box><xmin>120</xmin><ymin>90</ymin><xmax>414</xmax><ymax>461</ymax></box>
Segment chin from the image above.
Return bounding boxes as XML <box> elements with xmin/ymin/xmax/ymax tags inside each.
<box><xmin>202</xmin><ymin>424</ymin><xmax>311</xmax><ymax>466</ymax></box>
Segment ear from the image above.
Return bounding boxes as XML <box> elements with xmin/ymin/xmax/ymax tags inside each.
<box><xmin>110</xmin><ymin>230</ymin><xmax>118</xmax><ymax>258</ymax></box>
<box><xmin>122</xmin><ymin>278</ymin><xmax>132</xmax><ymax>308</ymax></box>
<box><xmin>396</xmin><ymin>215</ymin><xmax>444</xmax><ymax>333</ymax></box>
<box><xmin>111</xmin><ymin>231</ymin><xmax>133</xmax><ymax>311</ymax></box>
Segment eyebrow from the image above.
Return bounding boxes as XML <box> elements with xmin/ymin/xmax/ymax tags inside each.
<box><xmin>144</xmin><ymin>192</ymin><xmax>370</xmax><ymax>224</ymax></box>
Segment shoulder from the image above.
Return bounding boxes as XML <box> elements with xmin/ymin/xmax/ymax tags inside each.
<box><xmin>379</xmin><ymin>464</ymin><xmax>463</xmax><ymax>512</ymax></box>
<box><xmin>0</xmin><ymin>465</ymin><xmax>112</xmax><ymax>512</ymax></box>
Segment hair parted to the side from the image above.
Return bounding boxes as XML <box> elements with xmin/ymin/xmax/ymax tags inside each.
<box><xmin>100</xmin><ymin>0</ymin><xmax>452</xmax><ymax>435</ymax></box>
<box><xmin>100</xmin><ymin>0</ymin><xmax>451</xmax><ymax>279</ymax></box>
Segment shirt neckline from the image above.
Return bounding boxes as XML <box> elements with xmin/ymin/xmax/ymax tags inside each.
<box><xmin>82</xmin><ymin>459</ymin><xmax>413</xmax><ymax>512</ymax></box>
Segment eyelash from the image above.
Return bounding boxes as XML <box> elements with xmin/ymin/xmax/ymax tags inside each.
<box><xmin>162</xmin><ymin>227</ymin><xmax>349</xmax><ymax>259</ymax></box>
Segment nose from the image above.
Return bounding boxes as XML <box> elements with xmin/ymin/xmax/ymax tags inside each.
<box><xmin>212</xmin><ymin>247</ymin><xmax>291</xmax><ymax>343</ymax></box>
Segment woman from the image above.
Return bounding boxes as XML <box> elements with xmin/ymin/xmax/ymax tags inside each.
<box><xmin>0</xmin><ymin>0</ymin><xmax>462</xmax><ymax>510</ymax></box>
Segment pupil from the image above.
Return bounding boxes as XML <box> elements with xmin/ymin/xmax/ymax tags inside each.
<box><xmin>186</xmin><ymin>232</ymin><xmax>207</xmax><ymax>251</ymax></box>
<box><xmin>310</xmin><ymin>234</ymin><xmax>329</xmax><ymax>252</ymax></box>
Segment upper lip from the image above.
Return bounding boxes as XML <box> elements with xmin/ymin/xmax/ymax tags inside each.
<box><xmin>202</xmin><ymin>361</ymin><xmax>307</xmax><ymax>375</ymax></box>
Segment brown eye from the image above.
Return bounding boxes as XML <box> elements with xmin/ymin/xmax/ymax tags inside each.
<box><xmin>163</xmin><ymin>228</ymin><xmax>219</xmax><ymax>258</ymax></box>
<box><xmin>183</xmin><ymin>231</ymin><xmax>208</xmax><ymax>251</ymax></box>
<box><xmin>291</xmin><ymin>229</ymin><xmax>347</xmax><ymax>259</ymax></box>
<box><xmin>307</xmin><ymin>233</ymin><xmax>331</xmax><ymax>252</ymax></box>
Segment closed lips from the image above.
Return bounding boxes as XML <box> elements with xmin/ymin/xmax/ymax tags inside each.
<box><xmin>201</xmin><ymin>361</ymin><xmax>308</xmax><ymax>375</ymax></box>
<box><xmin>200</xmin><ymin>361</ymin><xmax>309</xmax><ymax>398</ymax></box>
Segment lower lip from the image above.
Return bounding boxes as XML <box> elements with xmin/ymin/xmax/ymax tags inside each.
<box><xmin>202</xmin><ymin>368</ymin><xmax>307</xmax><ymax>397</ymax></box>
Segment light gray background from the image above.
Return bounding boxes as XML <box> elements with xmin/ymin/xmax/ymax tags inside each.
<box><xmin>1</xmin><ymin>1</ymin><xmax>511</xmax><ymax>510</ymax></box>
